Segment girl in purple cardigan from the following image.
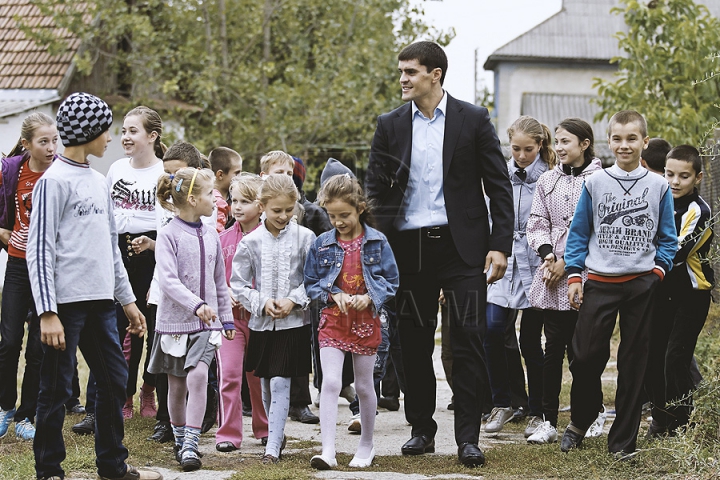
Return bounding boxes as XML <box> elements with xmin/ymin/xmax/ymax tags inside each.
<box><xmin>148</xmin><ymin>167</ymin><xmax>235</xmax><ymax>471</ymax></box>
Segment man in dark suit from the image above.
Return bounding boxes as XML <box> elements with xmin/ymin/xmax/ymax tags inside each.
<box><xmin>365</xmin><ymin>41</ymin><xmax>513</xmax><ymax>467</ymax></box>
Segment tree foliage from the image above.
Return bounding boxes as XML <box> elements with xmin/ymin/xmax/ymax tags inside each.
<box><xmin>594</xmin><ymin>0</ymin><xmax>720</xmax><ymax>148</ymax></box>
<box><xmin>21</xmin><ymin>0</ymin><xmax>452</xmax><ymax>188</ymax></box>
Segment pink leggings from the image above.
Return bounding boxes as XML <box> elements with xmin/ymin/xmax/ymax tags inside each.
<box><xmin>216</xmin><ymin>316</ymin><xmax>268</xmax><ymax>447</ymax></box>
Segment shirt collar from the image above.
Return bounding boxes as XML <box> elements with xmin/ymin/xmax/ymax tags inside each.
<box><xmin>411</xmin><ymin>90</ymin><xmax>447</xmax><ymax>120</ymax></box>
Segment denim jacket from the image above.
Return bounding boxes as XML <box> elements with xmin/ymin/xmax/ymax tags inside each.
<box><xmin>304</xmin><ymin>225</ymin><xmax>399</xmax><ymax>314</ymax></box>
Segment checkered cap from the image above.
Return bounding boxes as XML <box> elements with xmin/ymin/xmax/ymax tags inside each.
<box><xmin>56</xmin><ymin>92</ymin><xmax>113</xmax><ymax>147</ymax></box>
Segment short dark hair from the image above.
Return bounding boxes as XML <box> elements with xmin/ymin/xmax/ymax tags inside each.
<box><xmin>208</xmin><ymin>146</ymin><xmax>242</xmax><ymax>174</ymax></box>
<box><xmin>667</xmin><ymin>144</ymin><xmax>702</xmax><ymax>175</ymax></box>
<box><xmin>608</xmin><ymin>110</ymin><xmax>647</xmax><ymax>138</ymax></box>
<box><xmin>163</xmin><ymin>141</ymin><xmax>203</xmax><ymax>168</ymax></box>
<box><xmin>556</xmin><ymin>118</ymin><xmax>595</xmax><ymax>163</ymax></box>
<box><xmin>398</xmin><ymin>41</ymin><xmax>448</xmax><ymax>85</ymax></box>
<box><xmin>642</xmin><ymin>138</ymin><xmax>672</xmax><ymax>172</ymax></box>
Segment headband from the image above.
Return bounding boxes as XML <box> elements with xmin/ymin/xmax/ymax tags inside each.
<box><xmin>187</xmin><ymin>169</ymin><xmax>200</xmax><ymax>201</ymax></box>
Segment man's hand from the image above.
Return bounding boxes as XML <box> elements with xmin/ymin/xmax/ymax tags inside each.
<box><xmin>124</xmin><ymin>303</ymin><xmax>147</xmax><ymax>336</ymax></box>
<box><xmin>196</xmin><ymin>304</ymin><xmax>217</xmax><ymax>326</ymax></box>
<box><xmin>484</xmin><ymin>250</ymin><xmax>508</xmax><ymax>284</ymax></box>
<box><xmin>568</xmin><ymin>282</ymin><xmax>583</xmax><ymax>310</ymax></box>
<box><xmin>40</xmin><ymin>312</ymin><xmax>66</xmax><ymax>350</ymax></box>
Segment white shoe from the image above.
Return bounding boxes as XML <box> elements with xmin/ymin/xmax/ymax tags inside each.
<box><xmin>340</xmin><ymin>385</ymin><xmax>356</xmax><ymax>403</ymax></box>
<box><xmin>527</xmin><ymin>421</ymin><xmax>558</xmax><ymax>444</ymax></box>
<box><xmin>483</xmin><ymin>407</ymin><xmax>513</xmax><ymax>433</ymax></box>
<box><xmin>349</xmin><ymin>447</ymin><xmax>375</xmax><ymax>468</ymax></box>
<box><xmin>310</xmin><ymin>454</ymin><xmax>337</xmax><ymax>470</ymax></box>
<box><xmin>347</xmin><ymin>413</ymin><xmax>361</xmax><ymax>433</ymax></box>
<box><xmin>585</xmin><ymin>405</ymin><xmax>607</xmax><ymax>438</ymax></box>
<box><xmin>524</xmin><ymin>415</ymin><xmax>544</xmax><ymax>438</ymax></box>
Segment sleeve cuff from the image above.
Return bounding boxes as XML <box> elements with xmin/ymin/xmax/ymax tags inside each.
<box><xmin>567</xmin><ymin>273</ymin><xmax>583</xmax><ymax>285</ymax></box>
<box><xmin>652</xmin><ymin>266</ymin><xmax>665</xmax><ymax>281</ymax></box>
<box><xmin>537</xmin><ymin>244</ymin><xmax>554</xmax><ymax>260</ymax></box>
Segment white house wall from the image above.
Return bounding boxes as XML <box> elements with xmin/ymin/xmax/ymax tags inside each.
<box><xmin>494</xmin><ymin>62</ymin><xmax>616</xmax><ymax>142</ymax></box>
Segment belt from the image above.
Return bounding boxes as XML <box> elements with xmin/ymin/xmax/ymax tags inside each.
<box><xmin>420</xmin><ymin>225</ymin><xmax>450</xmax><ymax>239</ymax></box>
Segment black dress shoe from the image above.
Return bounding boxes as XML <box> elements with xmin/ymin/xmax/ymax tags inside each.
<box><xmin>216</xmin><ymin>441</ymin><xmax>238</xmax><ymax>452</ymax></box>
<box><xmin>288</xmin><ymin>405</ymin><xmax>320</xmax><ymax>424</ymax></box>
<box><xmin>71</xmin><ymin>413</ymin><xmax>95</xmax><ymax>435</ymax></box>
<box><xmin>377</xmin><ymin>396</ymin><xmax>400</xmax><ymax>411</ymax></box>
<box><xmin>148</xmin><ymin>420</ymin><xmax>173</xmax><ymax>443</ymax></box>
<box><xmin>401</xmin><ymin>434</ymin><xmax>435</xmax><ymax>455</ymax></box>
<box><xmin>560</xmin><ymin>423</ymin><xmax>585</xmax><ymax>452</ymax></box>
<box><xmin>458</xmin><ymin>442</ymin><xmax>485</xmax><ymax>467</ymax></box>
<box><xmin>66</xmin><ymin>404</ymin><xmax>86</xmax><ymax>415</ymax></box>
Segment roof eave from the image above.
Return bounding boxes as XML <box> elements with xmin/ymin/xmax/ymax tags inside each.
<box><xmin>484</xmin><ymin>55</ymin><xmax>616</xmax><ymax>71</ymax></box>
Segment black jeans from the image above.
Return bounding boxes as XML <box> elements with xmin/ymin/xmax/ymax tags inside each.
<box><xmin>540</xmin><ymin>309</ymin><xmax>577</xmax><ymax>426</ymax></box>
<box><xmin>569</xmin><ymin>275</ymin><xmax>659</xmax><ymax>454</ymax></box>
<box><xmin>0</xmin><ymin>256</ymin><xmax>42</xmax><ymax>422</ymax></box>
<box><xmin>647</xmin><ymin>283</ymin><xmax>710</xmax><ymax>431</ymax></box>
<box><xmin>395</xmin><ymin>229</ymin><xmax>487</xmax><ymax>445</ymax></box>
<box><xmin>34</xmin><ymin>300</ymin><xmax>129</xmax><ymax>480</ymax></box>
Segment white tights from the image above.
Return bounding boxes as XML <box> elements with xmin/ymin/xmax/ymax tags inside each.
<box><xmin>319</xmin><ymin>347</ymin><xmax>376</xmax><ymax>459</ymax></box>
<box><xmin>261</xmin><ymin>376</ymin><xmax>291</xmax><ymax>458</ymax></box>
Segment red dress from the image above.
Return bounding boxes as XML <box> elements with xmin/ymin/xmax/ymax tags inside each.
<box><xmin>318</xmin><ymin>233</ymin><xmax>381</xmax><ymax>355</ymax></box>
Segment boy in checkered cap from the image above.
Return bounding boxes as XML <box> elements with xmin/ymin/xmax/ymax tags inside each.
<box><xmin>26</xmin><ymin>92</ymin><xmax>162</xmax><ymax>480</ymax></box>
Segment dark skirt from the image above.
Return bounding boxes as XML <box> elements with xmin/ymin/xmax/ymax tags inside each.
<box><xmin>245</xmin><ymin>324</ymin><xmax>312</xmax><ymax>378</ymax></box>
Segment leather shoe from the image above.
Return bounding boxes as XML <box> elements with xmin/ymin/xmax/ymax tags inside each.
<box><xmin>458</xmin><ymin>443</ymin><xmax>485</xmax><ymax>467</ymax></box>
<box><xmin>147</xmin><ymin>421</ymin><xmax>173</xmax><ymax>443</ymax></box>
<box><xmin>377</xmin><ymin>396</ymin><xmax>400</xmax><ymax>411</ymax></box>
<box><xmin>288</xmin><ymin>405</ymin><xmax>319</xmax><ymax>424</ymax></box>
<box><xmin>216</xmin><ymin>441</ymin><xmax>237</xmax><ymax>452</ymax></box>
<box><xmin>560</xmin><ymin>423</ymin><xmax>585</xmax><ymax>452</ymax></box>
<box><xmin>401</xmin><ymin>435</ymin><xmax>435</xmax><ymax>455</ymax></box>
<box><xmin>71</xmin><ymin>413</ymin><xmax>95</xmax><ymax>436</ymax></box>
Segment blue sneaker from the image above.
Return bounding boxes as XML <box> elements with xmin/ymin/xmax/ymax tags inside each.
<box><xmin>15</xmin><ymin>418</ymin><xmax>35</xmax><ymax>441</ymax></box>
<box><xmin>0</xmin><ymin>407</ymin><xmax>16</xmax><ymax>438</ymax></box>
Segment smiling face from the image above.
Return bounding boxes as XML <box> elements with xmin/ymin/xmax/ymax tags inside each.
<box><xmin>608</xmin><ymin>121</ymin><xmax>649</xmax><ymax>172</ymax></box>
<box><xmin>261</xmin><ymin>195</ymin><xmax>296</xmax><ymax>236</ymax></box>
<box><xmin>398</xmin><ymin>58</ymin><xmax>441</xmax><ymax>105</ymax></box>
<box><xmin>230</xmin><ymin>185</ymin><xmax>262</xmax><ymax>232</ymax></box>
<box><xmin>22</xmin><ymin>124</ymin><xmax>58</xmax><ymax>168</ymax></box>
<box><xmin>665</xmin><ymin>158</ymin><xmax>702</xmax><ymax>199</ymax></box>
<box><xmin>554</xmin><ymin>128</ymin><xmax>589</xmax><ymax>168</ymax></box>
<box><xmin>325</xmin><ymin>199</ymin><xmax>364</xmax><ymax>241</ymax></box>
<box><xmin>510</xmin><ymin>132</ymin><xmax>541</xmax><ymax>169</ymax></box>
<box><xmin>122</xmin><ymin>115</ymin><xmax>157</xmax><ymax>158</ymax></box>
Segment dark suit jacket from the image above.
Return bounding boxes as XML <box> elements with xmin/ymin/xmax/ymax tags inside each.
<box><xmin>365</xmin><ymin>94</ymin><xmax>513</xmax><ymax>271</ymax></box>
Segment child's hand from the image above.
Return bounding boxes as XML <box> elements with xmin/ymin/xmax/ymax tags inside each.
<box><xmin>349</xmin><ymin>294</ymin><xmax>371</xmax><ymax>311</ymax></box>
<box><xmin>124</xmin><ymin>303</ymin><xmax>147</xmax><ymax>337</ymax></box>
<box><xmin>438</xmin><ymin>290</ymin><xmax>445</xmax><ymax>305</ymax></box>
<box><xmin>196</xmin><ymin>304</ymin><xmax>217</xmax><ymax>326</ymax></box>
<box><xmin>131</xmin><ymin>235</ymin><xmax>155</xmax><ymax>253</ymax></box>
<box><xmin>0</xmin><ymin>227</ymin><xmax>10</xmax><ymax>246</ymax></box>
<box><xmin>223</xmin><ymin>329</ymin><xmax>236</xmax><ymax>340</ymax></box>
<box><xmin>264</xmin><ymin>299</ymin><xmax>278</xmax><ymax>317</ymax></box>
<box><xmin>40</xmin><ymin>312</ymin><xmax>66</xmax><ymax>351</ymax></box>
<box><xmin>331</xmin><ymin>292</ymin><xmax>352</xmax><ymax>314</ymax></box>
<box><xmin>273</xmin><ymin>298</ymin><xmax>296</xmax><ymax>318</ymax></box>
<box><xmin>229</xmin><ymin>286</ymin><xmax>240</xmax><ymax>309</ymax></box>
<box><xmin>541</xmin><ymin>254</ymin><xmax>565</xmax><ymax>288</ymax></box>
<box><xmin>568</xmin><ymin>282</ymin><xmax>583</xmax><ymax>310</ymax></box>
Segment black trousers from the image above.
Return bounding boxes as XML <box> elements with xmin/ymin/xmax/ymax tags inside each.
<box><xmin>646</xmin><ymin>282</ymin><xmax>710</xmax><ymax>431</ymax></box>
<box><xmin>569</xmin><ymin>274</ymin><xmax>659</xmax><ymax>454</ymax></box>
<box><xmin>541</xmin><ymin>309</ymin><xmax>577</xmax><ymax>426</ymax></box>
<box><xmin>395</xmin><ymin>229</ymin><xmax>488</xmax><ymax>445</ymax></box>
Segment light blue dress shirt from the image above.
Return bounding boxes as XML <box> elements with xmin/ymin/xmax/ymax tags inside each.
<box><xmin>395</xmin><ymin>91</ymin><xmax>449</xmax><ymax>231</ymax></box>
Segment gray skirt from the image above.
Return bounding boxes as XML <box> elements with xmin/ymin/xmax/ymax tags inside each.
<box><xmin>147</xmin><ymin>330</ymin><xmax>217</xmax><ymax>378</ymax></box>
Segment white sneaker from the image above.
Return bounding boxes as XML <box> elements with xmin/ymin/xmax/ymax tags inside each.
<box><xmin>527</xmin><ymin>421</ymin><xmax>558</xmax><ymax>444</ymax></box>
<box><xmin>347</xmin><ymin>413</ymin><xmax>361</xmax><ymax>433</ymax></box>
<box><xmin>585</xmin><ymin>405</ymin><xmax>607</xmax><ymax>438</ymax></box>
<box><xmin>483</xmin><ymin>407</ymin><xmax>513</xmax><ymax>433</ymax></box>
<box><xmin>524</xmin><ymin>415</ymin><xmax>544</xmax><ymax>438</ymax></box>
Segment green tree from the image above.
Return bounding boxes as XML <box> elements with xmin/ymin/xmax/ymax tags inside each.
<box><xmin>21</xmin><ymin>0</ymin><xmax>451</xmax><ymax>184</ymax></box>
<box><xmin>594</xmin><ymin>0</ymin><xmax>720</xmax><ymax>147</ymax></box>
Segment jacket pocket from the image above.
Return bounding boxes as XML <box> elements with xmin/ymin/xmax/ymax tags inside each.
<box><xmin>363</xmin><ymin>247</ymin><xmax>381</xmax><ymax>266</ymax></box>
